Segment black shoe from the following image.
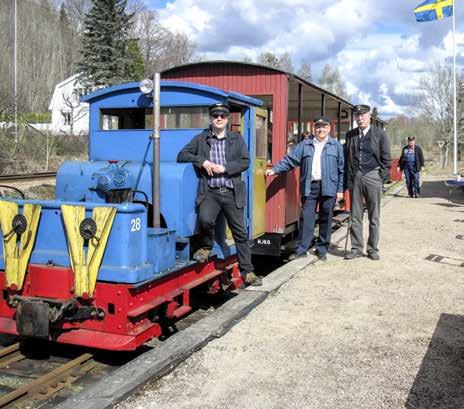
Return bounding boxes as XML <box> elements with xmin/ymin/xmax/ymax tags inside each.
<box><xmin>344</xmin><ymin>250</ymin><xmax>363</xmax><ymax>260</ymax></box>
<box><xmin>289</xmin><ymin>251</ymin><xmax>308</xmax><ymax>261</ymax></box>
<box><xmin>317</xmin><ymin>253</ymin><xmax>327</xmax><ymax>261</ymax></box>
<box><xmin>367</xmin><ymin>251</ymin><xmax>380</xmax><ymax>260</ymax></box>
<box><xmin>414</xmin><ymin>193</ymin><xmax>420</xmax><ymax>198</ymax></box>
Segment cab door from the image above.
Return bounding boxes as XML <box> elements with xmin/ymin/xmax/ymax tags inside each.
<box><xmin>251</xmin><ymin>108</ymin><xmax>268</xmax><ymax>238</ymax></box>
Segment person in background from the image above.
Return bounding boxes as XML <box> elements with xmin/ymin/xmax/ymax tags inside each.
<box><xmin>177</xmin><ymin>103</ymin><xmax>262</xmax><ymax>286</ymax></box>
<box><xmin>344</xmin><ymin>104</ymin><xmax>391</xmax><ymax>261</ymax></box>
<box><xmin>397</xmin><ymin>136</ymin><xmax>425</xmax><ymax>198</ymax></box>
<box><xmin>266</xmin><ymin>116</ymin><xmax>344</xmax><ymax>261</ymax></box>
<box><xmin>287</xmin><ymin>134</ymin><xmax>297</xmax><ymax>153</ymax></box>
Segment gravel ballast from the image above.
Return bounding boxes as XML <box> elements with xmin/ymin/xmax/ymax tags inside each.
<box><xmin>116</xmin><ymin>175</ymin><xmax>464</xmax><ymax>409</ymax></box>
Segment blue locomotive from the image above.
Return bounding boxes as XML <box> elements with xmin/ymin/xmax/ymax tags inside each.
<box><xmin>0</xmin><ymin>80</ymin><xmax>268</xmax><ymax>350</ymax></box>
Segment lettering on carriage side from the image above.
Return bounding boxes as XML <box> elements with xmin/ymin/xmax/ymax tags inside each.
<box><xmin>257</xmin><ymin>239</ymin><xmax>271</xmax><ymax>245</ymax></box>
<box><xmin>131</xmin><ymin>218</ymin><xmax>141</xmax><ymax>232</ymax></box>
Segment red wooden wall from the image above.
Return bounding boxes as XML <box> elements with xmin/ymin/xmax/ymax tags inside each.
<box><xmin>163</xmin><ymin>62</ymin><xmax>296</xmax><ymax>234</ymax></box>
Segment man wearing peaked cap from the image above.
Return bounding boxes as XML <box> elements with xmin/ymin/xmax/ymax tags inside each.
<box><xmin>344</xmin><ymin>104</ymin><xmax>391</xmax><ymax>261</ymax></box>
<box><xmin>209</xmin><ymin>103</ymin><xmax>230</xmax><ymax>116</ymax></box>
<box><xmin>177</xmin><ymin>102</ymin><xmax>262</xmax><ymax>286</ymax></box>
<box><xmin>353</xmin><ymin>104</ymin><xmax>370</xmax><ymax>116</ymax></box>
<box><xmin>397</xmin><ymin>136</ymin><xmax>425</xmax><ymax>198</ymax></box>
<box><xmin>266</xmin><ymin>115</ymin><xmax>344</xmax><ymax>261</ymax></box>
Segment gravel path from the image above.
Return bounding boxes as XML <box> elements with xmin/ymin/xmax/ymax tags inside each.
<box><xmin>117</xmin><ymin>174</ymin><xmax>464</xmax><ymax>409</ymax></box>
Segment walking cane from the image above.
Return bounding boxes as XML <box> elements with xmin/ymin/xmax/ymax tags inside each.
<box><xmin>343</xmin><ymin>191</ymin><xmax>352</xmax><ymax>258</ymax></box>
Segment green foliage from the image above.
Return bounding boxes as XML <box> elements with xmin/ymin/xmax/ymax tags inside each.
<box><xmin>387</xmin><ymin>115</ymin><xmax>436</xmax><ymax>158</ymax></box>
<box><xmin>78</xmin><ymin>0</ymin><xmax>136</xmax><ymax>87</ymax></box>
<box><xmin>0</xmin><ymin>128</ymin><xmax>87</xmax><ymax>175</ymax></box>
<box><xmin>0</xmin><ymin>112</ymin><xmax>51</xmax><ymax>123</ymax></box>
<box><xmin>126</xmin><ymin>39</ymin><xmax>145</xmax><ymax>81</ymax></box>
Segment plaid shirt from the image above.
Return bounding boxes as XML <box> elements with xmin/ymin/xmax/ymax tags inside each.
<box><xmin>208</xmin><ymin>132</ymin><xmax>233</xmax><ymax>189</ymax></box>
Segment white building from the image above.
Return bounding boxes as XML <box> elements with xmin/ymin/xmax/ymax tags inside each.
<box><xmin>48</xmin><ymin>73</ymin><xmax>89</xmax><ymax>134</ymax></box>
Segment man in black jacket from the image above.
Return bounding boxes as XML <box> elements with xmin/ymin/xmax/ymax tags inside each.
<box><xmin>344</xmin><ymin>104</ymin><xmax>392</xmax><ymax>261</ymax></box>
<box><xmin>177</xmin><ymin>103</ymin><xmax>261</xmax><ymax>286</ymax></box>
<box><xmin>397</xmin><ymin>136</ymin><xmax>425</xmax><ymax>198</ymax></box>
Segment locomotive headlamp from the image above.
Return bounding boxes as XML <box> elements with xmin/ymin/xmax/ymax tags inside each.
<box><xmin>140</xmin><ymin>78</ymin><xmax>154</xmax><ymax>95</ymax></box>
<box><xmin>12</xmin><ymin>214</ymin><xmax>27</xmax><ymax>236</ymax></box>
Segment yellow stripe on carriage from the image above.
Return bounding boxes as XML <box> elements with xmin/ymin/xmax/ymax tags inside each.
<box><xmin>0</xmin><ymin>201</ymin><xmax>41</xmax><ymax>291</ymax></box>
<box><xmin>61</xmin><ymin>205</ymin><xmax>116</xmax><ymax>297</ymax></box>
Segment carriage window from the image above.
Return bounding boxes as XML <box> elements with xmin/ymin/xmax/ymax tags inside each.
<box><xmin>100</xmin><ymin>107</ymin><xmax>210</xmax><ymax>130</ymax></box>
<box><xmin>161</xmin><ymin>107</ymin><xmax>209</xmax><ymax>129</ymax></box>
<box><xmin>255</xmin><ymin>114</ymin><xmax>267</xmax><ymax>159</ymax></box>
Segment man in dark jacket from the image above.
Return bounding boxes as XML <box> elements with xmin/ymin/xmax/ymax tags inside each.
<box><xmin>177</xmin><ymin>103</ymin><xmax>261</xmax><ymax>286</ymax></box>
<box><xmin>397</xmin><ymin>136</ymin><xmax>425</xmax><ymax>198</ymax></box>
<box><xmin>266</xmin><ymin>116</ymin><xmax>344</xmax><ymax>261</ymax></box>
<box><xmin>344</xmin><ymin>105</ymin><xmax>391</xmax><ymax>261</ymax></box>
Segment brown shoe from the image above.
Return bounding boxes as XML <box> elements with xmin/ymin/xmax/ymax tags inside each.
<box><xmin>192</xmin><ymin>248</ymin><xmax>211</xmax><ymax>263</ymax></box>
<box><xmin>245</xmin><ymin>272</ymin><xmax>262</xmax><ymax>286</ymax></box>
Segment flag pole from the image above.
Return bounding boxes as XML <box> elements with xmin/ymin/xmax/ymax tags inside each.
<box><xmin>453</xmin><ymin>0</ymin><xmax>458</xmax><ymax>174</ymax></box>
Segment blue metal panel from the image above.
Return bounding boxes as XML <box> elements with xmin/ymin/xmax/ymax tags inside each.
<box><xmin>57</xmin><ymin>160</ymin><xmax>197</xmax><ymax>238</ymax></box>
<box><xmin>0</xmin><ymin>200</ymin><xmax>176</xmax><ymax>283</ymax></box>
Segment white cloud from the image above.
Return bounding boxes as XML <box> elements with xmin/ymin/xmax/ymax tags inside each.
<box><xmin>153</xmin><ymin>0</ymin><xmax>463</xmax><ymax>118</ymax></box>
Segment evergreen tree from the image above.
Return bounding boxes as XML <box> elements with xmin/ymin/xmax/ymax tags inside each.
<box><xmin>78</xmin><ymin>0</ymin><xmax>135</xmax><ymax>87</ymax></box>
<box><xmin>126</xmin><ymin>39</ymin><xmax>145</xmax><ymax>81</ymax></box>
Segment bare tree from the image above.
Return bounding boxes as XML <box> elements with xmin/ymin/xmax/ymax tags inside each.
<box><xmin>257</xmin><ymin>51</ymin><xmax>294</xmax><ymax>72</ymax></box>
<box><xmin>414</xmin><ymin>61</ymin><xmax>460</xmax><ymax>167</ymax></box>
<box><xmin>134</xmin><ymin>10</ymin><xmax>196</xmax><ymax>74</ymax></box>
<box><xmin>319</xmin><ymin>64</ymin><xmax>348</xmax><ymax>99</ymax></box>
<box><xmin>297</xmin><ymin>60</ymin><xmax>312</xmax><ymax>82</ymax></box>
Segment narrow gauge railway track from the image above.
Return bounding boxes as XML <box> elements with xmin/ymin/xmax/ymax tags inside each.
<box><xmin>0</xmin><ymin>342</ymin><xmax>102</xmax><ymax>408</ymax></box>
<box><xmin>0</xmin><ymin>215</ymin><xmax>350</xmax><ymax>408</ymax></box>
<box><xmin>0</xmin><ymin>172</ymin><xmax>56</xmax><ymax>184</ymax></box>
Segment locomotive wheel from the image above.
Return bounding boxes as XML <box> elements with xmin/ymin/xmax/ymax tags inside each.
<box><xmin>19</xmin><ymin>338</ymin><xmax>50</xmax><ymax>359</ymax></box>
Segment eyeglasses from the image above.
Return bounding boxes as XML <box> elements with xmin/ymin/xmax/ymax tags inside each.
<box><xmin>211</xmin><ymin>113</ymin><xmax>229</xmax><ymax>119</ymax></box>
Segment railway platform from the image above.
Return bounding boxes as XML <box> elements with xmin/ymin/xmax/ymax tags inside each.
<box><xmin>63</xmin><ymin>174</ymin><xmax>464</xmax><ymax>409</ymax></box>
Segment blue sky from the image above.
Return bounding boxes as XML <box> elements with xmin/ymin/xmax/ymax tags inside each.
<box><xmin>145</xmin><ymin>0</ymin><xmax>463</xmax><ymax>117</ymax></box>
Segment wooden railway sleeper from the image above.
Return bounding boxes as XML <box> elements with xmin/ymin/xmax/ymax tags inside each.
<box><xmin>0</xmin><ymin>343</ymin><xmax>25</xmax><ymax>368</ymax></box>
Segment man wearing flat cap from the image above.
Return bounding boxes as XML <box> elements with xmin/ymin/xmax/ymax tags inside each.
<box><xmin>266</xmin><ymin>116</ymin><xmax>344</xmax><ymax>261</ymax></box>
<box><xmin>397</xmin><ymin>136</ymin><xmax>425</xmax><ymax>198</ymax></box>
<box><xmin>344</xmin><ymin>104</ymin><xmax>391</xmax><ymax>260</ymax></box>
<box><xmin>177</xmin><ymin>103</ymin><xmax>262</xmax><ymax>286</ymax></box>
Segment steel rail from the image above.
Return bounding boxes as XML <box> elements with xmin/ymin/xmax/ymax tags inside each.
<box><xmin>0</xmin><ymin>352</ymin><xmax>96</xmax><ymax>407</ymax></box>
<box><xmin>0</xmin><ymin>172</ymin><xmax>56</xmax><ymax>182</ymax></box>
<box><xmin>0</xmin><ymin>343</ymin><xmax>25</xmax><ymax>368</ymax></box>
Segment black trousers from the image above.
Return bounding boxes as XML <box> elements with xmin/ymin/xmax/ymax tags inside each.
<box><xmin>197</xmin><ymin>188</ymin><xmax>254</xmax><ymax>273</ymax></box>
<box><xmin>296</xmin><ymin>181</ymin><xmax>336</xmax><ymax>255</ymax></box>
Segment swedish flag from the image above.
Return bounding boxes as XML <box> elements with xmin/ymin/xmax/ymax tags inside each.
<box><xmin>414</xmin><ymin>0</ymin><xmax>453</xmax><ymax>22</ymax></box>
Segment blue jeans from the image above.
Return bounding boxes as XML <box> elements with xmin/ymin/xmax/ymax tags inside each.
<box><xmin>404</xmin><ymin>164</ymin><xmax>420</xmax><ymax>197</ymax></box>
<box><xmin>296</xmin><ymin>181</ymin><xmax>336</xmax><ymax>255</ymax></box>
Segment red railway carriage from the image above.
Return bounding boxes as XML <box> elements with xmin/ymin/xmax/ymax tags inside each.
<box><xmin>163</xmin><ymin>61</ymin><xmax>387</xmax><ymax>255</ymax></box>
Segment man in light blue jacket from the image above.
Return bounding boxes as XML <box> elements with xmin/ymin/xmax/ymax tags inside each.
<box><xmin>266</xmin><ymin>117</ymin><xmax>344</xmax><ymax>260</ymax></box>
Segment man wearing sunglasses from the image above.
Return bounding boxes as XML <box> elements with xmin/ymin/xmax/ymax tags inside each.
<box><xmin>177</xmin><ymin>103</ymin><xmax>262</xmax><ymax>286</ymax></box>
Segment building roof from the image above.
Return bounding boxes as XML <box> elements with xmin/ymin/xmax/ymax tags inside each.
<box><xmin>81</xmin><ymin>80</ymin><xmax>264</xmax><ymax>107</ymax></box>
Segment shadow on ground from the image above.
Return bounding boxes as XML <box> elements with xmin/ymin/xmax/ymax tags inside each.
<box><xmin>420</xmin><ymin>181</ymin><xmax>464</xmax><ymax>207</ymax></box>
<box><xmin>406</xmin><ymin>313</ymin><xmax>464</xmax><ymax>409</ymax></box>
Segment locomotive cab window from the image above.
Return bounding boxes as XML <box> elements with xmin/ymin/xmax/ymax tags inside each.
<box><xmin>100</xmin><ymin>107</ymin><xmax>210</xmax><ymax>130</ymax></box>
